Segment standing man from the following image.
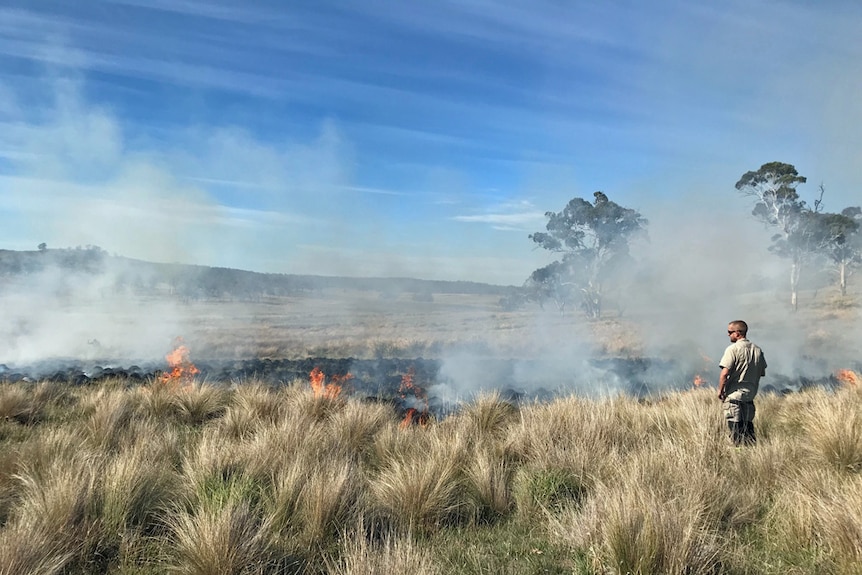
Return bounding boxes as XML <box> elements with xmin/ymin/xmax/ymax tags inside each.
<box><xmin>718</xmin><ymin>320</ymin><xmax>767</xmax><ymax>446</ymax></box>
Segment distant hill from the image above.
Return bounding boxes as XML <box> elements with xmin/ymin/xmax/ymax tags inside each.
<box><xmin>0</xmin><ymin>247</ymin><xmax>516</xmax><ymax>300</ymax></box>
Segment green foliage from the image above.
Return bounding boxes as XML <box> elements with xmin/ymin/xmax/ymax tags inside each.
<box><xmin>735</xmin><ymin>161</ymin><xmax>809</xmax><ymax>225</ymax></box>
<box><xmin>735</xmin><ymin>163</ymin><xmax>862</xmax><ymax>305</ymax></box>
<box><xmin>816</xmin><ymin>207</ymin><xmax>862</xmax><ymax>296</ymax></box>
<box><xmin>513</xmin><ymin>467</ymin><xmax>586</xmax><ymax>516</ymax></box>
<box><xmin>527</xmin><ymin>191</ymin><xmax>647</xmax><ymax>319</ymax></box>
<box><xmin>735</xmin><ymin>163</ymin><xmax>821</xmax><ymax>309</ymax></box>
<box><xmin>434</xmin><ymin>522</ymin><xmax>578</xmax><ymax>575</ymax></box>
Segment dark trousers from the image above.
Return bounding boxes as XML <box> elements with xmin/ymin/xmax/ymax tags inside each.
<box><xmin>728</xmin><ymin>420</ymin><xmax>756</xmax><ymax>446</ymax></box>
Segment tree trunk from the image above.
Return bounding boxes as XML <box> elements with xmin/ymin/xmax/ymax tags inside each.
<box><xmin>582</xmin><ymin>284</ymin><xmax>602</xmax><ymax>320</ymax></box>
<box><xmin>840</xmin><ymin>261</ymin><xmax>847</xmax><ymax>297</ymax></box>
<box><xmin>790</xmin><ymin>260</ymin><xmax>800</xmax><ymax>311</ymax></box>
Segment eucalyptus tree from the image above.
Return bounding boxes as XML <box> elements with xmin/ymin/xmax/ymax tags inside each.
<box><xmin>527</xmin><ymin>191</ymin><xmax>647</xmax><ymax>319</ymax></box>
<box><xmin>816</xmin><ymin>206</ymin><xmax>862</xmax><ymax>296</ymax></box>
<box><xmin>734</xmin><ymin>162</ymin><xmax>821</xmax><ymax>310</ymax></box>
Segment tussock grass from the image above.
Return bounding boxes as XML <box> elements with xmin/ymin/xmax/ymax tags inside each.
<box><xmin>368</xmin><ymin>427</ymin><xmax>469</xmax><ymax>534</ymax></box>
<box><xmin>458</xmin><ymin>390</ymin><xmax>518</xmax><ymax>442</ymax></box>
<box><xmin>0</xmin><ymin>381</ymin><xmax>68</xmax><ymax>425</ymax></box>
<box><xmin>283</xmin><ymin>378</ymin><xmax>348</xmax><ymax>422</ymax></box>
<box><xmin>0</xmin><ymin>384</ymin><xmax>34</xmax><ymax>425</ymax></box>
<box><xmin>2</xmin><ymin>379</ymin><xmax>862</xmax><ymax>574</ymax></box>
<box><xmin>217</xmin><ymin>383</ymin><xmax>283</xmax><ymax>439</ymax></box>
<box><xmin>169</xmin><ymin>501</ymin><xmax>272</xmax><ymax>575</ymax></box>
<box><xmin>173</xmin><ymin>383</ymin><xmax>230</xmax><ymax>425</ymax></box>
<box><xmin>82</xmin><ymin>387</ymin><xmax>139</xmax><ymax>450</ymax></box>
<box><xmin>327</xmin><ymin>525</ymin><xmax>442</xmax><ymax>575</ymax></box>
<box><xmin>100</xmin><ymin>445</ymin><xmax>178</xmax><ymax>537</ymax></box>
<box><xmin>136</xmin><ymin>381</ymin><xmax>180</xmax><ymax>419</ymax></box>
<box><xmin>802</xmin><ymin>387</ymin><xmax>862</xmax><ymax>472</ymax></box>
<box><xmin>10</xmin><ymin>454</ymin><xmax>101</xmax><ymax>570</ymax></box>
<box><xmin>464</xmin><ymin>445</ymin><xmax>514</xmax><ymax>523</ymax></box>
<box><xmin>328</xmin><ymin>400</ymin><xmax>392</xmax><ymax>459</ymax></box>
<box><xmin>0</xmin><ymin>522</ymin><xmax>74</xmax><ymax>575</ymax></box>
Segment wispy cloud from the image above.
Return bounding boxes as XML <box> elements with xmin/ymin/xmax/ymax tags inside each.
<box><xmin>453</xmin><ymin>200</ymin><xmax>546</xmax><ymax>231</ymax></box>
<box><xmin>1</xmin><ymin>0</ymin><xmax>861</xmax><ymax>284</ymax></box>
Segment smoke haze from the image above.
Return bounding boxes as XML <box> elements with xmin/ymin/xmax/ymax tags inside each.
<box><xmin>2</xmin><ymin>2</ymin><xmax>861</xmax><ymax>400</ymax></box>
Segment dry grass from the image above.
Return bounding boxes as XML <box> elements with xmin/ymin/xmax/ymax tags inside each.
<box><xmin>169</xmin><ymin>501</ymin><xmax>272</xmax><ymax>575</ymax></box>
<box><xmin>2</xmin><ymin>380</ymin><xmax>862</xmax><ymax>573</ymax></box>
<box><xmin>327</xmin><ymin>525</ymin><xmax>442</xmax><ymax>575</ymax></box>
<box><xmin>368</xmin><ymin>427</ymin><xmax>469</xmax><ymax>534</ymax></box>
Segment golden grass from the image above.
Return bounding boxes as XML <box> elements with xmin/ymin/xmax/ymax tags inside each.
<box><xmin>1</xmin><ymin>380</ymin><xmax>862</xmax><ymax>574</ymax></box>
<box><xmin>326</xmin><ymin>524</ymin><xmax>442</xmax><ymax>575</ymax></box>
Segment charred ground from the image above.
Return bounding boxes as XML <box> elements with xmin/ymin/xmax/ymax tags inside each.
<box><xmin>1</xmin><ymin>248</ymin><xmax>860</xmax><ymax>412</ymax></box>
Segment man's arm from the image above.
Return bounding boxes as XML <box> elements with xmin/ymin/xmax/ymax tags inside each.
<box><xmin>718</xmin><ymin>367</ymin><xmax>730</xmax><ymax>400</ymax></box>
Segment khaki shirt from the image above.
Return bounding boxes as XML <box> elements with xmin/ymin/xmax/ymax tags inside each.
<box><xmin>720</xmin><ymin>338</ymin><xmax>767</xmax><ymax>402</ymax></box>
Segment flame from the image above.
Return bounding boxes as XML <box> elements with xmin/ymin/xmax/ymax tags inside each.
<box><xmin>309</xmin><ymin>367</ymin><xmax>351</xmax><ymax>399</ymax></box>
<box><xmin>692</xmin><ymin>374</ymin><xmax>707</xmax><ymax>388</ymax></box>
<box><xmin>835</xmin><ymin>369</ymin><xmax>861</xmax><ymax>387</ymax></box>
<box><xmin>399</xmin><ymin>407</ymin><xmax>430</xmax><ymax>429</ymax></box>
<box><xmin>159</xmin><ymin>337</ymin><xmax>199</xmax><ymax>388</ymax></box>
<box><xmin>398</xmin><ymin>366</ymin><xmax>429</xmax><ymax>427</ymax></box>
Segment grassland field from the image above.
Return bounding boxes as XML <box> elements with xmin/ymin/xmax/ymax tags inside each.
<box><xmin>1</xmin><ymin>282</ymin><xmax>861</xmax><ymax>574</ymax></box>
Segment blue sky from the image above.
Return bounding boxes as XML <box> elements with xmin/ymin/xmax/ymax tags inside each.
<box><xmin>1</xmin><ymin>0</ymin><xmax>861</xmax><ymax>284</ymax></box>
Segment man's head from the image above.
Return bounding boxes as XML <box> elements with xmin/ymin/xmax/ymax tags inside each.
<box><xmin>727</xmin><ymin>320</ymin><xmax>748</xmax><ymax>342</ymax></box>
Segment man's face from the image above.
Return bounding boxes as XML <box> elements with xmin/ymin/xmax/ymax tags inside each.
<box><xmin>727</xmin><ymin>326</ymin><xmax>742</xmax><ymax>342</ymax></box>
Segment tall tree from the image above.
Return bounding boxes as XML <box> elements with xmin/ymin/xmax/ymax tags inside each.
<box><xmin>527</xmin><ymin>191</ymin><xmax>647</xmax><ymax>319</ymax></box>
<box><xmin>815</xmin><ymin>206</ymin><xmax>862</xmax><ymax>296</ymax></box>
<box><xmin>734</xmin><ymin>162</ymin><xmax>821</xmax><ymax>310</ymax></box>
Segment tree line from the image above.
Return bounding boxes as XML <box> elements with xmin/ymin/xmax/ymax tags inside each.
<box><xmin>507</xmin><ymin>162</ymin><xmax>861</xmax><ymax>316</ymax></box>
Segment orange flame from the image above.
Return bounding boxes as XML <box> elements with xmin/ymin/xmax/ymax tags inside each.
<box><xmin>399</xmin><ymin>407</ymin><xmax>430</xmax><ymax>429</ymax></box>
<box><xmin>835</xmin><ymin>369</ymin><xmax>861</xmax><ymax>387</ymax></box>
<box><xmin>692</xmin><ymin>374</ymin><xmax>707</xmax><ymax>388</ymax></box>
<box><xmin>398</xmin><ymin>366</ymin><xmax>429</xmax><ymax>428</ymax></box>
<box><xmin>159</xmin><ymin>337</ymin><xmax>199</xmax><ymax>388</ymax></box>
<box><xmin>309</xmin><ymin>367</ymin><xmax>351</xmax><ymax>399</ymax></box>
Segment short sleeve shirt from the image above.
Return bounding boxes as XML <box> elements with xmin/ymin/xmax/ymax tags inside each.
<box><xmin>719</xmin><ymin>338</ymin><xmax>767</xmax><ymax>402</ymax></box>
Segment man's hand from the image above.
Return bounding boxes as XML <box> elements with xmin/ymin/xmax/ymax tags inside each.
<box><xmin>718</xmin><ymin>366</ymin><xmax>730</xmax><ymax>402</ymax></box>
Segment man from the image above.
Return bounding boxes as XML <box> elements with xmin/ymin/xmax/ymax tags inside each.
<box><xmin>718</xmin><ymin>320</ymin><xmax>767</xmax><ymax>446</ymax></box>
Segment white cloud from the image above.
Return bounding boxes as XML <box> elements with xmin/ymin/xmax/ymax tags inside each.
<box><xmin>453</xmin><ymin>212</ymin><xmax>545</xmax><ymax>226</ymax></box>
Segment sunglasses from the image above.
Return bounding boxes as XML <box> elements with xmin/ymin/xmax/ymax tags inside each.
<box><xmin>727</xmin><ymin>330</ymin><xmax>739</xmax><ymax>335</ymax></box>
